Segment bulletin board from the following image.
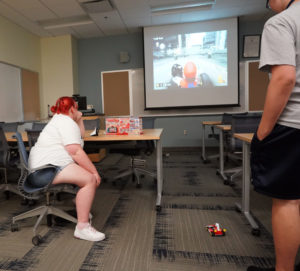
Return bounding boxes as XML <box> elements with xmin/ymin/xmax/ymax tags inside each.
<box><xmin>101</xmin><ymin>70</ymin><xmax>130</xmax><ymax>116</ymax></box>
<box><xmin>248</xmin><ymin>61</ymin><xmax>268</xmax><ymax>111</ymax></box>
<box><xmin>22</xmin><ymin>69</ymin><xmax>40</xmax><ymax>121</ymax></box>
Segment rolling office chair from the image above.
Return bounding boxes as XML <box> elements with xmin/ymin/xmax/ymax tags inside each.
<box><xmin>111</xmin><ymin>117</ymin><xmax>156</xmax><ymax>188</ymax></box>
<box><xmin>11</xmin><ymin>132</ymin><xmax>77</xmax><ymax>246</ymax></box>
<box><xmin>32</xmin><ymin>122</ymin><xmax>47</xmax><ymax>131</ymax></box>
<box><xmin>26</xmin><ymin>129</ymin><xmax>77</xmax><ymax>198</ymax></box>
<box><xmin>0</xmin><ymin>122</ymin><xmax>20</xmax><ymax>132</ymax></box>
<box><xmin>223</xmin><ymin>113</ymin><xmax>262</xmax><ymax>185</ymax></box>
<box><xmin>0</xmin><ymin>127</ymin><xmax>23</xmax><ymax>199</ymax></box>
<box><xmin>206</xmin><ymin>112</ymin><xmax>247</xmax><ymax>163</ymax></box>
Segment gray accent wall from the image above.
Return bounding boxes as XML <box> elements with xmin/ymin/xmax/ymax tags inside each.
<box><xmin>78</xmin><ymin>33</ymin><xmax>144</xmax><ymax>113</ymax></box>
<box><xmin>78</xmin><ymin>17</ymin><xmax>268</xmax><ymax>147</ymax></box>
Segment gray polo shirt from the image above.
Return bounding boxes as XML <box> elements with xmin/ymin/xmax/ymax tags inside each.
<box><xmin>259</xmin><ymin>1</ymin><xmax>300</xmax><ymax>129</ymax></box>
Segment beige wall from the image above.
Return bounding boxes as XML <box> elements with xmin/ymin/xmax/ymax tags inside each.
<box><xmin>0</xmin><ymin>15</ymin><xmax>78</xmax><ymax>120</ymax></box>
<box><xmin>40</xmin><ymin>35</ymin><xmax>77</xmax><ymax>118</ymax></box>
<box><xmin>0</xmin><ymin>16</ymin><xmax>40</xmax><ymax>73</ymax></box>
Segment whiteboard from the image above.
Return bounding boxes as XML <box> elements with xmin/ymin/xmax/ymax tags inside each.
<box><xmin>0</xmin><ymin>62</ymin><xmax>23</xmax><ymax>122</ymax></box>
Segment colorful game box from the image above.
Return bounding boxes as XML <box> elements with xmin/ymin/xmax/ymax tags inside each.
<box><xmin>105</xmin><ymin>117</ymin><xmax>143</xmax><ymax>135</ymax></box>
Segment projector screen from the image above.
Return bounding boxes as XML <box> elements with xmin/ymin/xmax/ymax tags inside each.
<box><xmin>143</xmin><ymin>17</ymin><xmax>239</xmax><ymax>109</ymax></box>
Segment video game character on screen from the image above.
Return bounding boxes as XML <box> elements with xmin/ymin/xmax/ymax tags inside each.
<box><xmin>153</xmin><ymin>30</ymin><xmax>228</xmax><ymax>90</ymax></box>
<box><xmin>169</xmin><ymin>61</ymin><xmax>214</xmax><ymax>89</ymax></box>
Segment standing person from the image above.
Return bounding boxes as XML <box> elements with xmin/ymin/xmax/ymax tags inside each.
<box><xmin>247</xmin><ymin>0</ymin><xmax>300</xmax><ymax>270</ymax></box>
<box><xmin>28</xmin><ymin>96</ymin><xmax>105</xmax><ymax>242</ymax></box>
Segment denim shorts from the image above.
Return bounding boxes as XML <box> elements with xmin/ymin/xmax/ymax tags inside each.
<box><xmin>250</xmin><ymin>124</ymin><xmax>300</xmax><ymax>199</ymax></box>
<box><xmin>24</xmin><ymin>165</ymin><xmax>64</xmax><ymax>193</ymax></box>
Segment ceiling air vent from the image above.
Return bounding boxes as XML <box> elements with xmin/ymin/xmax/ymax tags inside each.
<box><xmin>79</xmin><ymin>0</ymin><xmax>114</xmax><ymax>13</ymax></box>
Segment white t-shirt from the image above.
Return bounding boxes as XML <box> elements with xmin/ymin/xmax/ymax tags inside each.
<box><xmin>28</xmin><ymin>114</ymin><xmax>84</xmax><ymax>171</ymax></box>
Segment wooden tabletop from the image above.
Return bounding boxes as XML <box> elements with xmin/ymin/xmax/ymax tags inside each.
<box><xmin>215</xmin><ymin>124</ymin><xmax>231</xmax><ymax>131</ymax></box>
<box><xmin>202</xmin><ymin>121</ymin><xmax>222</xmax><ymax>125</ymax></box>
<box><xmin>234</xmin><ymin>133</ymin><xmax>254</xmax><ymax>143</ymax></box>
<box><xmin>6</xmin><ymin>129</ymin><xmax>163</xmax><ymax>142</ymax></box>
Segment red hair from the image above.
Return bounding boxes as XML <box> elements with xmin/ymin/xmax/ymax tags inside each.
<box><xmin>51</xmin><ymin>96</ymin><xmax>77</xmax><ymax>115</ymax></box>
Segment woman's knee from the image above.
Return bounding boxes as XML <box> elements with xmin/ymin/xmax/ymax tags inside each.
<box><xmin>85</xmin><ymin>173</ymin><xmax>98</xmax><ymax>188</ymax></box>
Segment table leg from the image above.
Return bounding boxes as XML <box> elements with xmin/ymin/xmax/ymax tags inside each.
<box><xmin>235</xmin><ymin>142</ymin><xmax>260</xmax><ymax>235</ymax></box>
<box><xmin>216</xmin><ymin>129</ymin><xmax>227</xmax><ymax>181</ymax></box>
<box><xmin>156</xmin><ymin>139</ymin><xmax>163</xmax><ymax>211</ymax></box>
<box><xmin>201</xmin><ymin>123</ymin><xmax>207</xmax><ymax>162</ymax></box>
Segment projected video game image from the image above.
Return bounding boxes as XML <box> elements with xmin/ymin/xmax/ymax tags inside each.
<box><xmin>153</xmin><ymin>30</ymin><xmax>227</xmax><ymax>90</ymax></box>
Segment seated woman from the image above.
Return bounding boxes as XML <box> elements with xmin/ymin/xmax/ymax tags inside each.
<box><xmin>28</xmin><ymin>96</ymin><xmax>105</xmax><ymax>242</ymax></box>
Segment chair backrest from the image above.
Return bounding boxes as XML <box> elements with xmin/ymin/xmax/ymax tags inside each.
<box><xmin>32</xmin><ymin>122</ymin><xmax>47</xmax><ymax>131</ymax></box>
<box><xmin>1</xmin><ymin>122</ymin><xmax>19</xmax><ymax>132</ymax></box>
<box><xmin>221</xmin><ymin>112</ymin><xmax>248</xmax><ymax>125</ymax></box>
<box><xmin>14</xmin><ymin>132</ymin><xmax>29</xmax><ymax>168</ymax></box>
<box><xmin>230</xmin><ymin>115</ymin><xmax>261</xmax><ymax>151</ymax></box>
<box><xmin>83</xmin><ymin>119</ymin><xmax>100</xmax><ymax>130</ymax></box>
<box><xmin>26</xmin><ymin>129</ymin><xmax>41</xmax><ymax>150</ymax></box>
<box><xmin>0</xmin><ymin>127</ymin><xmax>9</xmax><ymax>166</ymax></box>
<box><xmin>142</xmin><ymin>117</ymin><xmax>155</xmax><ymax>129</ymax></box>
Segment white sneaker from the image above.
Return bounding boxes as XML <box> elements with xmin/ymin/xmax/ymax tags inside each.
<box><xmin>74</xmin><ymin>224</ymin><xmax>105</xmax><ymax>242</ymax></box>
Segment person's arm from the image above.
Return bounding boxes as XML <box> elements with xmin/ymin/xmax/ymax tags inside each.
<box><xmin>257</xmin><ymin>65</ymin><xmax>296</xmax><ymax>140</ymax></box>
<box><xmin>65</xmin><ymin>144</ymin><xmax>101</xmax><ymax>186</ymax></box>
<box><xmin>72</xmin><ymin>109</ymin><xmax>85</xmax><ymax>138</ymax></box>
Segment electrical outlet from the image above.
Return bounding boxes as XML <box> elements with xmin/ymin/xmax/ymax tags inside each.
<box><xmin>184</xmin><ymin>129</ymin><xmax>188</xmax><ymax>135</ymax></box>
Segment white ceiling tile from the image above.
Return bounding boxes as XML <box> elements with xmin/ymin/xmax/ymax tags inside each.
<box><xmin>40</xmin><ymin>0</ymin><xmax>86</xmax><ymax>18</ymax></box>
<box><xmin>73</xmin><ymin>23</ymin><xmax>105</xmax><ymax>38</ymax></box>
<box><xmin>0</xmin><ymin>0</ymin><xmax>270</xmax><ymax>38</ymax></box>
<box><xmin>89</xmin><ymin>10</ymin><xmax>128</xmax><ymax>36</ymax></box>
<box><xmin>0</xmin><ymin>2</ymin><xmax>51</xmax><ymax>36</ymax></box>
<box><xmin>2</xmin><ymin>0</ymin><xmax>57</xmax><ymax>21</ymax></box>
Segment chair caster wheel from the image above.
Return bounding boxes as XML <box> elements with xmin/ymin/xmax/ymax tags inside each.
<box><xmin>11</xmin><ymin>223</ymin><xmax>19</xmax><ymax>232</ymax></box>
<box><xmin>136</xmin><ymin>183</ymin><xmax>141</xmax><ymax>189</ymax></box>
<box><xmin>202</xmin><ymin>160</ymin><xmax>210</xmax><ymax>164</ymax></box>
<box><xmin>32</xmin><ymin>235</ymin><xmax>42</xmax><ymax>246</ymax></box>
<box><xmin>223</xmin><ymin>180</ymin><xmax>229</xmax><ymax>185</ymax></box>
<box><xmin>251</xmin><ymin>228</ymin><xmax>260</xmax><ymax>236</ymax></box>
<box><xmin>216</xmin><ymin>171</ymin><xmax>220</xmax><ymax>176</ymax></box>
<box><xmin>156</xmin><ymin>205</ymin><xmax>161</xmax><ymax>212</ymax></box>
<box><xmin>112</xmin><ymin>181</ymin><xmax>116</xmax><ymax>186</ymax></box>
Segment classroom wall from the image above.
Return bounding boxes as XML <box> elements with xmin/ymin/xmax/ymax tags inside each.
<box><xmin>78</xmin><ymin>32</ymin><xmax>144</xmax><ymax>112</ymax></box>
<box><xmin>40</xmin><ymin>35</ymin><xmax>77</xmax><ymax>118</ymax></box>
<box><xmin>0</xmin><ymin>16</ymin><xmax>41</xmax><ymax>72</ymax></box>
<box><xmin>77</xmin><ymin>17</ymin><xmax>268</xmax><ymax>147</ymax></box>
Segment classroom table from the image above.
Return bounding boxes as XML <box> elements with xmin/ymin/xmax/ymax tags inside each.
<box><xmin>201</xmin><ymin>121</ymin><xmax>222</xmax><ymax>162</ymax></box>
<box><xmin>6</xmin><ymin>128</ymin><xmax>164</xmax><ymax>211</ymax></box>
<box><xmin>215</xmin><ymin>124</ymin><xmax>231</xmax><ymax>182</ymax></box>
<box><xmin>234</xmin><ymin>133</ymin><xmax>260</xmax><ymax>236</ymax></box>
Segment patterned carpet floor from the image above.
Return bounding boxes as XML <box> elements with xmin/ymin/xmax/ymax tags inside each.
<box><xmin>0</xmin><ymin>148</ymin><xmax>296</xmax><ymax>271</ymax></box>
